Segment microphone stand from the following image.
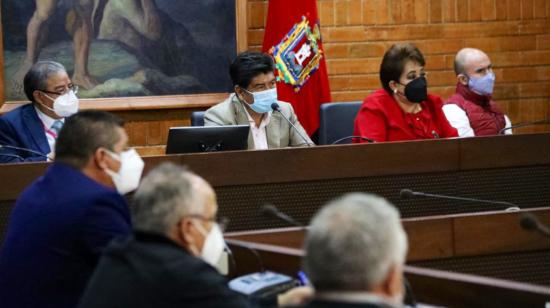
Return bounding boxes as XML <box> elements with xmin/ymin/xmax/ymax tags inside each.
<box><xmin>400</xmin><ymin>189</ymin><xmax>521</xmax><ymax>211</ymax></box>
<box><xmin>499</xmin><ymin>118</ymin><xmax>550</xmax><ymax>134</ymax></box>
<box><xmin>0</xmin><ymin>144</ymin><xmax>49</xmax><ymax>160</ymax></box>
<box><xmin>331</xmin><ymin>136</ymin><xmax>374</xmax><ymax>145</ymax></box>
<box><xmin>260</xmin><ymin>204</ymin><xmax>305</xmax><ymax>228</ymax></box>
<box><xmin>270</xmin><ymin>103</ymin><xmax>313</xmax><ymax>147</ymax></box>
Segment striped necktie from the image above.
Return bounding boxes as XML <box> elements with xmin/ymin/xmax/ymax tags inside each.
<box><xmin>50</xmin><ymin>120</ymin><xmax>64</xmax><ymax>137</ymax></box>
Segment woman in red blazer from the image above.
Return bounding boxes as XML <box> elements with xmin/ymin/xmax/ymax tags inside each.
<box><xmin>353</xmin><ymin>43</ymin><xmax>458</xmax><ymax>142</ymax></box>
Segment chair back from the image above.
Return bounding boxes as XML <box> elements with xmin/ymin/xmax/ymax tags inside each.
<box><xmin>318</xmin><ymin>101</ymin><xmax>362</xmax><ymax>145</ymax></box>
<box><xmin>191</xmin><ymin>111</ymin><xmax>206</xmax><ymax>126</ymax></box>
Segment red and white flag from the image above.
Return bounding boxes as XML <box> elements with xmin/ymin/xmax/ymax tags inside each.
<box><xmin>262</xmin><ymin>0</ymin><xmax>332</xmax><ymax>136</ymax></box>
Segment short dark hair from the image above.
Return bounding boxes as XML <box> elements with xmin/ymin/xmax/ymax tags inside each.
<box><xmin>55</xmin><ymin>110</ymin><xmax>125</xmax><ymax>169</ymax></box>
<box><xmin>23</xmin><ymin>61</ymin><xmax>67</xmax><ymax>103</ymax></box>
<box><xmin>229</xmin><ymin>51</ymin><xmax>274</xmax><ymax>89</ymax></box>
<box><xmin>379</xmin><ymin>43</ymin><xmax>425</xmax><ymax>94</ymax></box>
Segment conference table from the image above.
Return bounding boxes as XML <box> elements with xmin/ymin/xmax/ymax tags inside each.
<box><xmin>1</xmin><ymin>132</ymin><xmax>550</xmax><ymax>244</ymax></box>
<box><xmin>225</xmin><ymin>208</ymin><xmax>550</xmax><ymax>307</ymax></box>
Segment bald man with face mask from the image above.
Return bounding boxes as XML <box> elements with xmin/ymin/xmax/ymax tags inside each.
<box><xmin>443</xmin><ymin>48</ymin><xmax>512</xmax><ymax>137</ymax></box>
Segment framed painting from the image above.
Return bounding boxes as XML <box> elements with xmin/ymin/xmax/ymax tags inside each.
<box><xmin>0</xmin><ymin>0</ymin><xmax>248</xmax><ymax>108</ymax></box>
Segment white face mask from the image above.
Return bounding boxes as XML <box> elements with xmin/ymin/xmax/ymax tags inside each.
<box><xmin>105</xmin><ymin>149</ymin><xmax>145</xmax><ymax>195</ymax></box>
<box><xmin>194</xmin><ymin>221</ymin><xmax>225</xmax><ymax>268</ymax></box>
<box><xmin>42</xmin><ymin>90</ymin><xmax>79</xmax><ymax>117</ymax></box>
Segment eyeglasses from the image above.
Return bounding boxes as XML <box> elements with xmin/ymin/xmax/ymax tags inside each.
<box><xmin>40</xmin><ymin>84</ymin><xmax>79</xmax><ymax>96</ymax></box>
<box><xmin>186</xmin><ymin>214</ymin><xmax>229</xmax><ymax>232</ymax></box>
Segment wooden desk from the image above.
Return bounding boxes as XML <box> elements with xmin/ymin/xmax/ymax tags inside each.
<box><xmin>1</xmin><ymin>133</ymin><xmax>550</xmax><ymax>242</ymax></box>
<box><xmin>225</xmin><ymin>208</ymin><xmax>550</xmax><ymax>307</ymax></box>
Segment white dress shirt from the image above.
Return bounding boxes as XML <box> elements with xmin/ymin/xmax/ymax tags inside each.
<box><xmin>442</xmin><ymin>104</ymin><xmax>512</xmax><ymax>137</ymax></box>
<box><xmin>242</xmin><ymin>105</ymin><xmax>271</xmax><ymax>150</ymax></box>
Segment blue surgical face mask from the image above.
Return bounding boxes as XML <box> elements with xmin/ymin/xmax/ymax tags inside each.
<box><xmin>467</xmin><ymin>72</ymin><xmax>495</xmax><ymax>96</ymax></box>
<box><xmin>242</xmin><ymin>88</ymin><xmax>277</xmax><ymax>114</ymax></box>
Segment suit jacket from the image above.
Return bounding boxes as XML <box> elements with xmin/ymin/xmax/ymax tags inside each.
<box><xmin>204</xmin><ymin>94</ymin><xmax>313</xmax><ymax>149</ymax></box>
<box><xmin>0</xmin><ymin>163</ymin><xmax>132</xmax><ymax>308</ymax></box>
<box><xmin>78</xmin><ymin>231</ymin><xmax>251</xmax><ymax>308</ymax></box>
<box><xmin>0</xmin><ymin>103</ymin><xmax>50</xmax><ymax>163</ymax></box>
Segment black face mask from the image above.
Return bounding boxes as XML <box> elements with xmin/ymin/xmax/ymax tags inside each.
<box><xmin>398</xmin><ymin>76</ymin><xmax>428</xmax><ymax>103</ymax></box>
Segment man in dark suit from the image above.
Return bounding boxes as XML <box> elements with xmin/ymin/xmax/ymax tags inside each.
<box><xmin>0</xmin><ymin>110</ymin><xmax>144</xmax><ymax>308</ymax></box>
<box><xmin>0</xmin><ymin>61</ymin><xmax>79</xmax><ymax>163</ymax></box>
<box><xmin>78</xmin><ymin>163</ymin><xmax>311</xmax><ymax>308</ymax></box>
<box><xmin>299</xmin><ymin>194</ymin><xmax>409</xmax><ymax>308</ymax></box>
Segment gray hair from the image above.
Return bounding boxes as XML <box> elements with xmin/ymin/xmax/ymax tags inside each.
<box><xmin>304</xmin><ymin>193</ymin><xmax>408</xmax><ymax>292</ymax></box>
<box><xmin>23</xmin><ymin>61</ymin><xmax>67</xmax><ymax>102</ymax></box>
<box><xmin>132</xmin><ymin>163</ymin><xmax>207</xmax><ymax>234</ymax></box>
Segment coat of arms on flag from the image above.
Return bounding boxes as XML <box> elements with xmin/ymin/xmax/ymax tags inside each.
<box><xmin>269</xmin><ymin>16</ymin><xmax>323</xmax><ymax>92</ymax></box>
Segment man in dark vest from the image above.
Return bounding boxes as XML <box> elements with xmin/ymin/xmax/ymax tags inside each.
<box><xmin>443</xmin><ymin>48</ymin><xmax>511</xmax><ymax>137</ymax></box>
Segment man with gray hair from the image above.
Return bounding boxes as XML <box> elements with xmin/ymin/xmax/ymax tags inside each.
<box><xmin>79</xmin><ymin>162</ymin><xmax>310</xmax><ymax>308</ymax></box>
<box><xmin>301</xmin><ymin>193</ymin><xmax>408</xmax><ymax>308</ymax></box>
<box><xmin>0</xmin><ymin>61</ymin><xmax>80</xmax><ymax>163</ymax></box>
<box><xmin>443</xmin><ymin>48</ymin><xmax>512</xmax><ymax>137</ymax></box>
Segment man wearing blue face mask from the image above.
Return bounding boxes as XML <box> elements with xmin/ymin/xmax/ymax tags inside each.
<box><xmin>443</xmin><ymin>48</ymin><xmax>512</xmax><ymax>137</ymax></box>
<box><xmin>0</xmin><ymin>110</ymin><xmax>143</xmax><ymax>308</ymax></box>
<box><xmin>204</xmin><ymin>51</ymin><xmax>313</xmax><ymax>149</ymax></box>
<box><xmin>0</xmin><ymin>61</ymin><xmax>80</xmax><ymax>163</ymax></box>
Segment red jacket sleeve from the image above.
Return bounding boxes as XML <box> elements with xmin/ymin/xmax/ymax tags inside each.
<box><xmin>353</xmin><ymin>101</ymin><xmax>388</xmax><ymax>143</ymax></box>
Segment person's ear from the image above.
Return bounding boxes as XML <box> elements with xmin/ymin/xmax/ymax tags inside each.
<box><xmin>389</xmin><ymin>81</ymin><xmax>399</xmax><ymax>94</ymax></box>
<box><xmin>235</xmin><ymin>86</ymin><xmax>245</xmax><ymax>100</ymax></box>
<box><xmin>178</xmin><ymin>217</ymin><xmax>201</xmax><ymax>256</ymax></box>
<box><xmin>93</xmin><ymin>148</ymin><xmax>110</xmax><ymax>170</ymax></box>
<box><xmin>33</xmin><ymin>90</ymin><xmax>45</xmax><ymax>104</ymax></box>
<box><xmin>458</xmin><ymin>74</ymin><xmax>469</xmax><ymax>86</ymax></box>
<box><xmin>382</xmin><ymin>264</ymin><xmax>404</xmax><ymax>302</ymax></box>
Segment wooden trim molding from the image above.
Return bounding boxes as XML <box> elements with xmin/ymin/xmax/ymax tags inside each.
<box><xmin>235</xmin><ymin>0</ymin><xmax>249</xmax><ymax>53</ymax></box>
<box><xmin>0</xmin><ymin>92</ymin><xmax>230</xmax><ymax>114</ymax></box>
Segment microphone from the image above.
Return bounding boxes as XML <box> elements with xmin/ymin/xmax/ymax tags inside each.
<box><xmin>229</xmin><ymin>205</ymin><xmax>300</xmax><ymax>297</ymax></box>
<box><xmin>270</xmin><ymin>103</ymin><xmax>313</xmax><ymax>147</ymax></box>
<box><xmin>260</xmin><ymin>204</ymin><xmax>304</xmax><ymax>228</ymax></box>
<box><xmin>224</xmin><ymin>241</ymin><xmax>265</xmax><ymax>273</ymax></box>
<box><xmin>331</xmin><ymin>135</ymin><xmax>375</xmax><ymax>145</ymax></box>
<box><xmin>520</xmin><ymin>212</ymin><xmax>550</xmax><ymax>238</ymax></box>
<box><xmin>399</xmin><ymin>189</ymin><xmax>521</xmax><ymax>211</ymax></box>
<box><xmin>431</xmin><ymin>130</ymin><xmax>440</xmax><ymax>139</ymax></box>
<box><xmin>0</xmin><ymin>144</ymin><xmax>49</xmax><ymax>159</ymax></box>
<box><xmin>499</xmin><ymin>118</ymin><xmax>550</xmax><ymax>134</ymax></box>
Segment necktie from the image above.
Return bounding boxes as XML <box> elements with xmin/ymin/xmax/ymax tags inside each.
<box><xmin>50</xmin><ymin>120</ymin><xmax>64</xmax><ymax>137</ymax></box>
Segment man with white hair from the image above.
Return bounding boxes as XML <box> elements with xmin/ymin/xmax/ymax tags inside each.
<box><xmin>443</xmin><ymin>48</ymin><xmax>512</xmax><ymax>137</ymax></box>
<box><xmin>79</xmin><ymin>162</ymin><xmax>311</xmax><ymax>308</ymax></box>
<box><xmin>301</xmin><ymin>193</ymin><xmax>408</xmax><ymax>308</ymax></box>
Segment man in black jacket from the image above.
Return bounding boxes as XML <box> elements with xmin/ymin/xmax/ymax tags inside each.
<box><xmin>298</xmin><ymin>193</ymin><xmax>409</xmax><ymax>308</ymax></box>
<box><xmin>78</xmin><ymin>163</ymin><xmax>310</xmax><ymax>308</ymax></box>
